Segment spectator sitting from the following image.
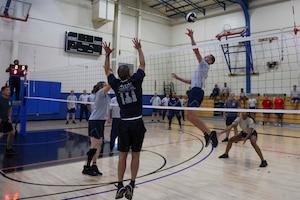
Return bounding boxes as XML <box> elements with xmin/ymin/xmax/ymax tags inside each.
<box><xmin>209</xmin><ymin>84</ymin><xmax>220</xmax><ymax>100</ymax></box>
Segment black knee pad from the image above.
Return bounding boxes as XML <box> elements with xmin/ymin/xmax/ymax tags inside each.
<box><xmin>87</xmin><ymin>148</ymin><xmax>97</xmax><ymax>157</ymax></box>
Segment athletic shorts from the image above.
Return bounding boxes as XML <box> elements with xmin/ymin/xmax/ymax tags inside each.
<box><xmin>168</xmin><ymin>110</ymin><xmax>181</xmax><ymax>117</ymax></box>
<box><xmin>67</xmin><ymin>108</ymin><xmax>76</xmax><ymax>113</ymax></box>
<box><xmin>240</xmin><ymin>130</ymin><xmax>257</xmax><ymax>138</ymax></box>
<box><xmin>292</xmin><ymin>97</ymin><xmax>300</xmax><ymax>101</ymax></box>
<box><xmin>249</xmin><ymin>107</ymin><xmax>256</xmax><ymax>109</ymax></box>
<box><xmin>88</xmin><ymin>120</ymin><xmax>105</xmax><ymax>139</ymax></box>
<box><xmin>226</xmin><ymin>116</ymin><xmax>237</xmax><ymax>126</ymax></box>
<box><xmin>152</xmin><ymin>108</ymin><xmax>160</xmax><ymax>113</ymax></box>
<box><xmin>275</xmin><ymin>113</ymin><xmax>283</xmax><ymax>119</ymax></box>
<box><xmin>0</xmin><ymin>121</ymin><xmax>13</xmax><ymax>133</ymax></box>
<box><xmin>118</xmin><ymin>118</ymin><xmax>146</xmax><ymax>152</ymax></box>
<box><xmin>187</xmin><ymin>87</ymin><xmax>204</xmax><ymax>107</ymax></box>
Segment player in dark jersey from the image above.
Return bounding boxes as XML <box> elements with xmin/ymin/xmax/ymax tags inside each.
<box><xmin>103</xmin><ymin>38</ymin><xmax>146</xmax><ymax>200</ymax></box>
<box><xmin>167</xmin><ymin>92</ymin><xmax>183</xmax><ymax>131</ymax></box>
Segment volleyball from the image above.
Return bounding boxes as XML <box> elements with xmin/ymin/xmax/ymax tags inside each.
<box><xmin>186</xmin><ymin>12</ymin><xmax>197</xmax><ymax>23</ymax></box>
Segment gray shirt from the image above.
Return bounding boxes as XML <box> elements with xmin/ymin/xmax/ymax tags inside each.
<box><xmin>89</xmin><ymin>88</ymin><xmax>110</xmax><ymax>120</ymax></box>
<box><xmin>232</xmin><ymin>116</ymin><xmax>255</xmax><ymax>133</ymax></box>
<box><xmin>191</xmin><ymin>59</ymin><xmax>209</xmax><ymax>89</ymax></box>
<box><xmin>224</xmin><ymin>99</ymin><xmax>240</xmax><ymax>117</ymax></box>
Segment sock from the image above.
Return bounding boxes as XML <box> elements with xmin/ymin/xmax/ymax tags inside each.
<box><xmin>130</xmin><ymin>180</ymin><xmax>135</xmax><ymax>188</ymax></box>
<box><xmin>118</xmin><ymin>182</ymin><xmax>124</xmax><ymax>189</ymax></box>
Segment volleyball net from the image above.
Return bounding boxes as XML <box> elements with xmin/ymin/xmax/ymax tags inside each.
<box><xmin>25</xmin><ymin>27</ymin><xmax>300</xmax><ymax>125</ymax></box>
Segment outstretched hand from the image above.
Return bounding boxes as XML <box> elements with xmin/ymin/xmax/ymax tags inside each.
<box><xmin>171</xmin><ymin>73</ymin><xmax>179</xmax><ymax>79</ymax></box>
<box><xmin>185</xmin><ymin>29</ymin><xmax>194</xmax><ymax>38</ymax></box>
<box><xmin>132</xmin><ymin>38</ymin><xmax>142</xmax><ymax>49</ymax></box>
<box><xmin>102</xmin><ymin>41</ymin><xmax>114</xmax><ymax>55</ymax></box>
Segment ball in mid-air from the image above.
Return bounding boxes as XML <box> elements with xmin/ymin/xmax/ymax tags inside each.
<box><xmin>186</xmin><ymin>12</ymin><xmax>197</xmax><ymax>23</ymax></box>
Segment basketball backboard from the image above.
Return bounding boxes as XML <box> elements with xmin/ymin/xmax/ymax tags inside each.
<box><xmin>0</xmin><ymin>0</ymin><xmax>31</xmax><ymax>22</ymax></box>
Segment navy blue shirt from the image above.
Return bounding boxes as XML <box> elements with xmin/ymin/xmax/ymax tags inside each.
<box><xmin>0</xmin><ymin>96</ymin><xmax>12</xmax><ymax>121</ymax></box>
<box><xmin>108</xmin><ymin>69</ymin><xmax>145</xmax><ymax>118</ymax></box>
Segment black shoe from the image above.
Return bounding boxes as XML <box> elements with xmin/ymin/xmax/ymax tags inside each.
<box><xmin>6</xmin><ymin>148</ymin><xmax>17</xmax><ymax>156</ymax></box>
<box><xmin>72</xmin><ymin>121</ymin><xmax>76</xmax><ymax>124</ymax></box>
<box><xmin>91</xmin><ymin>165</ymin><xmax>103</xmax><ymax>176</ymax></box>
<box><xmin>82</xmin><ymin>165</ymin><xmax>90</xmax><ymax>175</ymax></box>
<box><xmin>82</xmin><ymin>165</ymin><xmax>98</xmax><ymax>176</ymax></box>
<box><xmin>125</xmin><ymin>184</ymin><xmax>134</xmax><ymax>200</ymax></box>
<box><xmin>219</xmin><ymin>153</ymin><xmax>229</xmax><ymax>158</ymax></box>
<box><xmin>66</xmin><ymin>121</ymin><xmax>69</xmax><ymax>124</ymax></box>
<box><xmin>115</xmin><ymin>187</ymin><xmax>126</xmax><ymax>199</ymax></box>
<box><xmin>259</xmin><ymin>160</ymin><xmax>268</xmax><ymax>167</ymax></box>
<box><xmin>204</xmin><ymin>133</ymin><xmax>210</xmax><ymax>147</ymax></box>
<box><xmin>222</xmin><ymin>137</ymin><xmax>229</xmax><ymax>142</ymax></box>
<box><xmin>210</xmin><ymin>131</ymin><xmax>218</xmax><ymax>148</ymax></box>
<box><xmin>110</xmin><ymin>151</ymin><xmax>114</xmax><ymax>156</ymax></box>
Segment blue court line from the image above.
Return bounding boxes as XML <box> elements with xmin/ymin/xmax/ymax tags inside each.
<box><xmin>63</xmin><ymin>144</ymin><xmax>214</xmax><ymax>200</ymax></box>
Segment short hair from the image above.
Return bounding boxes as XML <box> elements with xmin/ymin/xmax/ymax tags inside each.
<box><xmin>118</xmin><ymin>65</ymin><xmax>130</xmax><ymax>80</ymax></box>
<box><xmin>1</xmin><ymin>86</ymin><xmax>9</xmax><ymax>92</ymax></box>
<box><xmin>210</xmin><ymin>54</ymin><xmax>215</xmax><ymax>64</ymax></box>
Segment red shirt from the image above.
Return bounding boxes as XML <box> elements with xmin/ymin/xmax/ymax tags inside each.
<box><xmin>262</xmin><ymin>99</ymin><xmax>272</xmax><ymax>109</ymax></box>
<box><xmin>274</xmin><ymin>98</ymin><xmax>284</xmax><ymax>109</ymax></box>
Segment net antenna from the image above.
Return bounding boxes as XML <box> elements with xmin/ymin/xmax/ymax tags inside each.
<box><xmin>0</xmin><ymin>0</ymin><xmax>31</xmax><ymax>22</ymax></box>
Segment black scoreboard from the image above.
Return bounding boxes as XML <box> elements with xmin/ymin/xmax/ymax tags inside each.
<box><xmin>65</xmin><ymin>31</ymin><xmax>103</xmax><ymax>56</ymax></box>
<box><xmin>9</xmin><ymin>64</ymin><xmax>28</xmax><ymax>77</ymax></box>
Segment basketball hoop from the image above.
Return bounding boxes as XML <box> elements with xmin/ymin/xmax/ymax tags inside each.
<box><xmin>215</xmin><ymin>26</ymin><xmax>247</xmax><ymax>39</ymax></box>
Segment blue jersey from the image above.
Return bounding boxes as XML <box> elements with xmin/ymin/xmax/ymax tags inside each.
<box><xmin>0</xmin><ymin>96</ymin><xmax>12</xmax><ymax>121</ymax></box>
<box><xmin>108</xmin><ymin>69</ymin><xmax>145</xmax><ymax>119</ymax></box>
<box><xmin>168</xmin><ymin>97</ymin><xmax>181</xmax><ymax>114</ymax></box>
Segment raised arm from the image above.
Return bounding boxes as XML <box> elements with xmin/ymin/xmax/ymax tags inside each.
<box><xmin>102</xmin><ymin>41</ymin><xmax>115</xmax><ymax>77</ymax></box>
<box><xmin>171</xmin><ymin>73</ymin><xmax>191</xmax><ymax>84</ymax></box>
<box><xmin>132</xmin><ymin>38</ymin><xmax>145</xmax><ymax>71</ymax></box>
<box><xmin>186</xmin><ymin>29</ymin><xmax>202</xmax><ymax>63</ymax></box>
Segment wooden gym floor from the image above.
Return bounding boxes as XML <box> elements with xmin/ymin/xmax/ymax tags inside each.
<box><xmin>0</xmin><ymin>116</ymin><xmax>299</xmax><ymax>200</ymax></box>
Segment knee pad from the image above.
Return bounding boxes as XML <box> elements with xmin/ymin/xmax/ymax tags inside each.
<box><xmin>87</xmin><ymin>148</ymin><xmax>97</xmax><ymax>157</ymax></box>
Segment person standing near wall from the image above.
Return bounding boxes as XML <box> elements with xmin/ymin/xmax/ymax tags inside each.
<box><xmin>150</xmin><ymin>92</ymin><xmax>161</xmax><ymax>122</ymax></box>
<box><xmin>161</xmin><ymin>93</ymin><xmax>170</xmax><ymax>121</ymax></box>
<box><xmin>290</xmin><ymin>85</ymin><xmax>300</xmax><ymax>110</ymax></box>
<box><xmin>66</xmin><ymin>90</ymin><xmax>77</xmax><ymax>124</ymax></box>
<box><xmin>274</xmin><ymin>95</ymin><xmax>284</xmax><ymax>127</ymax></box>
<box><xmin>5</xmin><ymin>60</ymin><xmax>21</xmax><ymax>101</ymax></box>
<box><xmin>108</xmin><ymin>96</ymin><xmax>121</xmax><ymax>156</ymax></box>
<box><xmin>248</xmin><ymin>94</ymin><xmax>257</xmax><ymax>121</ymax></box>
<box><xmin>222</xmin><ymin>92</ymin><xmax>240</xmax><ymax>142</ymax></box>
<box><xmin>0</xmin><ymin>86</ymin><xmax>17</xmax><ymax>156</ymax></box>
<box><xmin>78</xmin><ymin>89</ymin><xmax>89</xmax><ymax>122</ymax></box>
<box><xmin>262</xmin><ymin>96</ymin><xmax>273</xmax><ymax>125</ymax></box>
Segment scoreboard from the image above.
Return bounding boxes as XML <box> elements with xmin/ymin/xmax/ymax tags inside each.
<box><xmin>64</xmin><ymin>31</ymin><xmax>103</xmax><ymax>56</ymax></box>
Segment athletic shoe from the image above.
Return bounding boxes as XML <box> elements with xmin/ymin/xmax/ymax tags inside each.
<box><xmin>259</xmin><ymin>160</ymin><xmax>268</xmax><ymax>167</ymax></box>
<box><xmin>222</xmin><ymin>137</ymin><xmax>229</xmax><ymax>142</ymax></box>
<box><xmin>5</xmin><ymin>148</ymin><xmax>17</xmax><ymax>156</ymax></box>
<box><xmin>204</xmin><ymin>133</ymin><xmax>210</xmax><ymax>147</ymax></box>
<box><xmin>82</xmin><ymin>165</ymin><xmax>98</xmax><ymax>176</ymax></box>
<box><xmin>168</xmin><ymin>126</ymin><xmax>171</xmax><ymax>130</ymax></box>
<box><xmin>110</xmin><ymin>151</ymin><xmax>114</xmax><ymax>156</ymax></box>
<box><xmin>82</xmin><ymin>165</ymin><xmax>90</xmax><ymax>175</ymax></box>
<box><xmin>210</xmin><ymin>131</ymin><xmax>218</xmax><ymax>148</ymax></box>
<box><xmin>178</xmin><ymin>127</ymin><xmax>183</xmax><ymax>132</ymax></box>
<box><xmin>66</xmin><ymin>121</ymin><xmax>69</xmax><ymax>124</ymax></box>
<box><xmin>115</xmin><ymin>187</ymin><xmax>126</xmax><ymax>199</ymax></box>
<box><xmin>125</xmin><ymin>184</ymin><xmax>134</xmax><ymax>200</ymax></box>
<box><xmin>91</xmin><ymin>165</ymin><xmax>103</xmax><ymax>176</ymax></box>
<box><xmin>72</xmin><ymin>120</ymin><xmax>76</xmax><ymax>124</ymax></box>
<box><xmin>219</xmin><ymin>153</ymin><xmax>229</xmax><ymax>158</ymax></box>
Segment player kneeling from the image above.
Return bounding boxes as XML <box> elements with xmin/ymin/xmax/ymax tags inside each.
<box><xmin>218</xmin><ymin>112</ymin><xmax>268</xmax><ymax>168</ymax></box>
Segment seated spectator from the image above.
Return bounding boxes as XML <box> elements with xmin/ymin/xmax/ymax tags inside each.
<box><xmin>221</xmin><ymin>82</ymin><xmax>230</xmax><ymax>101</ymax></box>
<box><xmin>209</xmin><ymin>84</ymin><xmax>220</xmax><ymax>100</ymax></box>
<box><xmin>239</xmin><ymin>88</ymin><xmax>247</xmax><ymax>108</ymax></box>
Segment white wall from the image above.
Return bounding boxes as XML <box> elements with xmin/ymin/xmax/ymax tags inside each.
<box><xmin>1</xmin><ymin>0</ymin><xmax>299</xmax><ymax>96</ymax></box>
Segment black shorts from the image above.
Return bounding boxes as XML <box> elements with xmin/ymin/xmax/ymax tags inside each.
<box><xmin>118</xmin><ymin>118</ymin><xmax>146</xmax><ymax>152</ymax></box>
<box><xmin>187</xmin><ymin>87</ymin><xmax>204</xmax><ymax>107</ymax></box>
<box><xmin>88</xmin><ymin>120</ymin><xmax>105</xmax><ymax>139</ymax></box>
<box><xmin>152</xmin><ymin>108</ymin><xmax>160</xmax><ymax>113</ymax></box>
<box><xmin>0</xmin><ymin>121</ymin><xmax>13</xmax><ymax>133</ymax></box>
<box><xmin>240</xmin><ymin>130</ymin><xmax>257</xmax><ymax>138</ymax></box>
<box><xmin>67</xmin><ymin>108</ymin><xmax>76</xmax><ymax>113</ymax></box>
<box><xmin>275</xmin><ymin>113</ymin><xmax>283</xmax><ymax>119</ymax></box>
<box><xmin>226</xmin><ymin>116</ymin><xmax>237</xmax><ymax>126</ymax></box>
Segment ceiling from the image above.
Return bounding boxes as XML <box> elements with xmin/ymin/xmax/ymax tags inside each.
<box><xmin>141</xmin><ymin>0</ymin><xmax>244</xmax><ymax>19</ymax></box>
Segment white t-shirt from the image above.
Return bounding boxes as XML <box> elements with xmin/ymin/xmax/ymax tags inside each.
<box><xmin>110</xmin><ymin>96</ymin><xmax>121</xmax><ymax>118</ymax></box>
<box><xmin>191</xmin><ymin>59</ymin><xmax>209</xmax><ymax>89</ymax></box>
<box><xmin>89</xmin><ymin>89</ymin><xmax>110</xmax><ymax>120</ymax></box>
<box><xmin>67</xmin><ymin>95</ymin><xmax>77</xmax><ymax>109</ymax></box>
<box><xmin>150</xmin><ymin>96</ymin><xmax>161</xmax><ymax>106</ymax></box>
<box><xmin>248</xmin><ymin>98</ymin><xmax>257</xmax><ymax>108</ymax></box>
<box><xmin>161</xmin><ymin>97</ymin><xmax>169</xmax><ymax>106</ymax></box>
<box><xmin>79</xmin><ymin>94</ymin><xmax>89</xmax><ymax>105</ymax></box>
